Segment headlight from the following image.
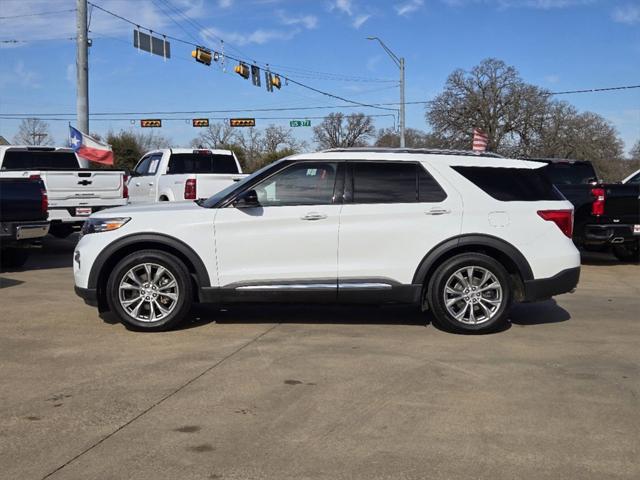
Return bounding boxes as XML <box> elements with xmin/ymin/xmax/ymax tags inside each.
<box><xmin>81</xmin><ymin>217</ymin><xmax>130</xmax><ymax>235</ymax></box>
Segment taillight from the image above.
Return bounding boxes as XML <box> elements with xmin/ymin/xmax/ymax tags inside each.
<box><xmin>590</xmin><ymin>187</ymin><xmax>605</xmax><ymax>216</ymax></box>
<box><xmin>184</xmin><ymin>178</ymin><xmax>197</xmax><ymax>200</ymax></box>
<box><xmin>41</xmin><ymin>184</ymin><xmax>48</xmax><ymax>214</ymax></box>
<box><xmin>29</xmin><ymin>174</ymin><xmax>41</xmax><ymax>181</ymax></box>
<box><xmin>537</xmin><ymin>210</ymin><xmax>573</xmax><ymax>239</ymax></box>
<box><xmin>123</xmin><ymin>175</ymin><xmax>129</xmax><ymax>199</ymax></box>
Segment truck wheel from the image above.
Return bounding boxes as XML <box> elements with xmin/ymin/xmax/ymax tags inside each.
<box><xmin>49</xmin><ymin>224</ymin><xmax>75</xmax><ymax>239</ymax></box>
<box><xmin>427</xmin><ymin>253</ymin><xmax>513</xmax><ymax>333</ymax></box>
<box><xmin>106</xmin><ymin>250</ymin><xmax>193</xmax><ymax>331</ymax></box>
<box><xmin>0</xmin><ymin>248</ymin><xmax>30</xmax><ymax>268</ymax></box>
<box><xmin>612</xmin><ymin>242</ymin><xmax>639</xmax><ymax>263</ymax></box>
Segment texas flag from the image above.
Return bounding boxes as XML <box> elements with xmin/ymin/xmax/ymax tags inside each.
<box><xmin>69</xmin><ymin>126</ymin><xmax>114</xmax><ymax>165</ymax></box>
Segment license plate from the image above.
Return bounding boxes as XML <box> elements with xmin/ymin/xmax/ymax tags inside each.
<box><xmin>634</xmin><ymin>224</ymin><xmax>640</xmax><ymax>235</ymax></box>
<box><xmin>76</xmin><ymin>207</ymin><xmax>92</xmax><ymax>216</ymax></box>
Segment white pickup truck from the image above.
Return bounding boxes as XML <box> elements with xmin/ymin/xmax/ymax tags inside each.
<box><xmin>0</xmin><ymin>146</ymin><xmax>127</xmax><ymax>238</ymax></box>
<box><xmin>127</xmin><ymin>148</ymin><xmax>246</xmax><ymax>203</ymax></box>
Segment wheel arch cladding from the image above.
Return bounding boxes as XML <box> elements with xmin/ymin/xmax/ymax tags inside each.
<box><xmin>412</xmin><ymin>234</ymin><xmax>533</xmax><ymax>300</ymax></box>
<box><xmin>89</xmin><ymin>233</ymin><xmax>210</xmax><ymax>309</ymax></box>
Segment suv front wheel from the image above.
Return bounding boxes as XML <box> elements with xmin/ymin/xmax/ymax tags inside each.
<box><xmin>106</xmin><ymin>250</ymin><xmax>193</xmax><ymax>331</ymax></box>
<box><xmin>427</xmin><ymin>253</ymin><xmax>513</xmax><ymax>333</ymax></box>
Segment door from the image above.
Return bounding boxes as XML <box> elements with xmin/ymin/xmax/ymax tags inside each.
<box><xmin>128</xmin><ymin>154</ymin><xmax>161</xmax><ymax>203</ymax></box>
<box><xmin>214</xmin><ymin>161</ymin><xmax>342</xmax><ymax>298</ymax></box>
<box><xmin>338</xmin><ymin>161</ymin><xmax>463</xmax><ymax>291</ymax></box>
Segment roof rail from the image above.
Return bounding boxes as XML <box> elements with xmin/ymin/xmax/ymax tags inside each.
<box><xmin>322</xmin><ymin>147</ymin><xmax>503</xmax><ymax>158</ymax></box>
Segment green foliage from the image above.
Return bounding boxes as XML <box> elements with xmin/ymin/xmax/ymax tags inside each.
<box><xmin>106</xmin><ymin>131</ymin><xmax>143</xmax><ymax>171</ymax></box>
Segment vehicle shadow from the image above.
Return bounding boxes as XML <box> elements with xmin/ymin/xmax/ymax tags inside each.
<box><xmin>0</xmin><ymin>277</ymin><xmax>25</xmax><ymax>289</ymax></box>
<box><xmin>0</xmin><ymin>234</ymin><xmax>79</xmax><ymax>273</ymax></box>
<box><xmin>509</xmin><ymin>299</ymin><xmax>571</xmax><ymax>326</ymax></box>
<box><xmin>580</xmin><ymin>250</ymin><xmax>637</xmax><ymax>266</ymax></box>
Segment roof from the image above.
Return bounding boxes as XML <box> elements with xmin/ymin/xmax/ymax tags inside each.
<box><xmin>323</xmin><ymin>147</ymin><xmax>504</xmax><ymax>158</ymax></box>
<box><xmin>520</xmin><ymin>157</ymin><xmax>592</xmax><ymax>165</ymax></box>
<box><xmin>0</xmin><ymin>136</ymin><xmax>9</xmax><ymax>146</ymax></box>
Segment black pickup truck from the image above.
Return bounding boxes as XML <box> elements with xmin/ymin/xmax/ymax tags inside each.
<box><xmin>531</xmin><ymin>159</ymin><xmax>640</xmax><ymax>262</ymax></box>
<box><xmin>0</xmin><ymin>175</ymin><xmax>50</xmax><ymax>268</ymax></box>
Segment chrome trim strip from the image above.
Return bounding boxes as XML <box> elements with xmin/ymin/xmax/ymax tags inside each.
<box><xmin>236</xmin><ymin>284</ymin><xmax>335</xmax><ymax>291</ymax></box>
<box><xmin>338</xmin><ymin>283</ymin><xmax>393</xmax><ymax>289</ymax></box>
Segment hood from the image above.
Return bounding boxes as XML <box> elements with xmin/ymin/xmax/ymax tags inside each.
<box><xmin>92</xmin><ymin>200</ymin><xmax>204</xmax><ymax>218</ymax></box>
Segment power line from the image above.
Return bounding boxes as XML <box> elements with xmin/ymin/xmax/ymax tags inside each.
<box><xmin>86</xmin><ymin>2</ymin><xmax>397</xmax><ymax>111</ymax></box>
<box><xmin>0</xmin><ymin>8</ymin><xmax>76</xmax><ymax>20</ymax></box>
<box><xmin>3</xmin><ymin>83</ymin><xmax>639</xmax><ymax>118</ymax></box>
<box><xmin>0</xmin><ymin>113</ymin><xmax>397</xmax><ymax>122</ymax></box>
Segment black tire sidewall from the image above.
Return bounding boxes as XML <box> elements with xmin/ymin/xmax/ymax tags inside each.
<box><xmin>428</xmin><ymin>253</ymin><xmax>513</xmax><ymax>333</ymax></box>
<box><xmin>106</xmin><ymin>250</ymin><xmax>192</xmax><ymax>331</ymax></box>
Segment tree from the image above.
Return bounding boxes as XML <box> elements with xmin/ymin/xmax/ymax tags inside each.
<box><xmin>262</xmin><ymin>124</ymin><xmax>304</xmax><ymax>155</ymax></box>
<box><xmin>312</xmin><ymin>113</ymin><xmax>375</xmax><ymax>149</ymax></box>
<box><xmin>106</xmin><ymin>131</ymin><xmax>143</xmax><ymax>171</ymax></box>
<box><xmin>13</xmin><ymin>118</ymin><xmax>54</xmax><ymax>145</ymax></box>
<box><xmin>426</xmin><ymin>58</ymin><xmax>549</xmax><ymax>153</ymax></box>
<box><xmin>237</xmin><ymin>127</ymin><xmax>264</xmax><ymax>172</ymax></box>
<box><xmin>374</xmin><ymin>127</ymin><xmax>449</xmax><ymax>149</ymax></box>
<box><xmin>190</xmin><ymin>122</ymin><xmax>236</xmax><ymax>149</ymax></box>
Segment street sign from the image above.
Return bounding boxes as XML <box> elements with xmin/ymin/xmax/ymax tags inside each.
<box><xmin>230</xmin><ymin>118</ymin><xmax>256</xmax><ymax>127</ymax></box>
<box><xmin>290</xmin><ymin>120</ymin><xmax>311</xmax><ymax>127</ymax></box>
<box><xmin>141</xmin><ymin>119</ymin><xmax>162</xmax><ymax>128</ymax></box>
<box><xmin>192</xmin><ymin>118</ymin><xmax>210</xmax><ymax>127</ymax></box>
<box><xmin>133</xmin><ymin>30</ymin><xmax>170</xmax><ymax>59</ymax></box>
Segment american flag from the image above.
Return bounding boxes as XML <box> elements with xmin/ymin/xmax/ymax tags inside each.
<box><xmin>472</xmin><ymin>128</ymin><xmax>488</xmax><ymax>152</ymax></box>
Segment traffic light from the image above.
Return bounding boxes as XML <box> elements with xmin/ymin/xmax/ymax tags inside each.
<box><xmin>141</xmin><ymin>119</ymin><xmax>162</xmax><ymax>128</ymax></box>
<box><xmin>235</xmin><ymin>62</ymin><xmax>250</xmax><ymax>79</ymax></box>
<box><xmin>192</xmin><ymin>118</ymin><xmax>210</xmax><ymax>127</ymax></box>
<box><xmin>191</xmin><ymin>46</ymin><xmax>212</xmax><ymax>66</ymax></box>
<box><xmin>229</xmin><ymin>118</ymin><xmax>256</xmax><ymax>127</ymax></box>
<box><xmin>251</xmin><ymin>65</ymin><xmax>261</xmax><ymax>87</ymax></box>
<box><xmin>271</xmin><ymin>74</ymin><xmax>282</xmax><ymax>90</ymax></box>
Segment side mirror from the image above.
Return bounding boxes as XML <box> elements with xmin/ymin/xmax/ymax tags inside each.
<box><xmin>234</xmin><ymin>189</ymin><xmax>259</xmax><ymax>208</ymax></box>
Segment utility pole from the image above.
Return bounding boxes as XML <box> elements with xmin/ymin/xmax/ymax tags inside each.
<box><xmin>367</xmin><ymin>37</ymin><xmax>405</xmax><ymax>148</ymax></box>
<box><xmin>76</xmin><ymin>0</ymin><xmax>89</xmax><ymax>134</ymax></box>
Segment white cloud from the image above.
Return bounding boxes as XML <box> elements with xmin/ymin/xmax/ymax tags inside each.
<box><xmin>442</xmin><ymin>0</ymin><xmax>594</xmax><ymax>8</ymax></box>
<box><xmin>544</xmin><ymin>74</ymin><xmax>560</xmax><ymax>84</ymax></box>
<box><xmin>333</xmin><ymin>0</ymin><xmax>354</xmax><ymax>16</ymax></box>
<box><xmin>278</xmin><ymin>11</ymin><xmax>319</xmax><ymax>29</ymax></box>
<box><xmin>66</xmin><ymin>64</ymin><xmax>75</xmax><ymax>85</ymax></box>
<box><xmin>352</xmin><ymin>14</ymin><xmax>371</xmax><ymax>28</ymax></box>
<box><xmin>0</xmin><ymin>61</ymin><xmax>40</xmax><ymax>89</ymax></box>
<box><xmin>218</xmin><ymin>0</ymin><xmax>233</xmax><ymax>8</ymax></box>
<box><xmin>395</xmin><ymin>0</ymin><xmax>424</xmax><ymax>16</ymax></box>
<box><xmin>201</xmin><ymin>26</ymin><xmax>299</xmax><ymax>46</ymax></box>
<box><xmin>612</xmin><ymin>4</ymin><xmax>640</xmax><ymax>25</ymax></box>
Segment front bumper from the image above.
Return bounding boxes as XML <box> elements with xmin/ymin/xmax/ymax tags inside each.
<box><xmin>74</xmin><ymin>286</ymin><xmax>98</xmax><ymax>306</ymax></box>
<box><xmin>523</xmin><ymin>267</ymin><xmax>580</xmax><ymax>302</ymax></box>
<box><xmin>584</xmin><ymin>224</ymin><xmax>639</xmax><ymax>246</ymax></box>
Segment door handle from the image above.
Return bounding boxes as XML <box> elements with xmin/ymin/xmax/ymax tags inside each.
<box><xmin>148</xmin><ymin>182</ymin><xmax>154</xmax><ymax>186</ymax></box>
<box><xmin>301</xmin><ymin>212</ymin><xmax>328</xmax><ymax>221</ymax></box>
<box><xmin>425</xmin><ymin>208</ymin><xmax>451</xmax><ymax>216</ymax></box>
<box><xmin>135</xmin><ymin>182</ymin><xmax>141</xmax><ymax>187</ymax></box>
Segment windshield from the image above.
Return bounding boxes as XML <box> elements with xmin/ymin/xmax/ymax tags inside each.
<box><xmin>199</xmin><ymin>159</ymin><xmax>285</xmax><ymax>208</ymax></box>
<box><xmin>543</xmin><ymin>162</ymin><xmax>597</xmax><ymax>185</ymax></box>
<box><xmin>625</xmin><ymin>171</ymin><xmax>640</xmax><ymax>184</ymax></box>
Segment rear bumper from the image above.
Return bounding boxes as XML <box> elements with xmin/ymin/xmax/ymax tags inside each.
<box><xmin>584</xmin><ymin>224</ymin><xmax>639</xmax><ymax>246</ymax></box>
<box><xmin>0</xmin><ymin>221</ymin><xmax>49</xmax><ymax>243</ymax></box>
<box><xmin>74</xmin><ymin>285</ymin><xmax>98</xmax><ymax>306</ymax></box>
<box><xmin>523</xmin><ymin>267</ymin><xmax>580</xmax><ymax>302</ymax></box>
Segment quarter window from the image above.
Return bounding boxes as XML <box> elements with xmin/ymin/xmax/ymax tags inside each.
<box><xmin>254</xmin><ymin>162</ymin><xmax>337</xmax><ymax>206</ymax></box>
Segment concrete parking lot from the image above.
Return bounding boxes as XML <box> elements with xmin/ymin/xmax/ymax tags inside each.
<box><xmin>1</xmin><ymin>236</ymin><xmax>638</xmax><ymax>480</ymax></box>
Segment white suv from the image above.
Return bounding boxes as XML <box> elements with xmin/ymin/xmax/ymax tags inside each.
<box><xmin>74</xmin><ymin>149</ymin><xmax>580</xmax><ymax>333</ymax></box>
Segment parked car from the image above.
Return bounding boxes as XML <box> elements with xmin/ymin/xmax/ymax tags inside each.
<box><xmin>127</xmin><ymin>148</ymin><xmax>246</xmax><ymax>203</ymax></box>
<box><xmin>74</xmin><ymin>148</ymin><xmax>580</xmax><ymax>333</ymax></box>
<box><xmin>530</xmin><ymin>159</ymin><xmax>640</xmax><ymax>262</ymax></box>
<box><xmin>0</xmin><ymin>146</ymin><xmax>127</xmax><ymax>238</ymax></box>
<box><xmin>621</xmin><ymin>169</ymin><xmax>640</xmax><ymax>185</ymax></box>
<box><xmin>0</xmin><ymin>173</ymin><xmax>50</xmax><ymax>267</ymax></box>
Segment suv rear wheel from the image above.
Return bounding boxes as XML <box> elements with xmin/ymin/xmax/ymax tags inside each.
<box><xmin>106</xmin><ymin>250</ymin><xmax>193</xmax><ymax>331</ymax></box>
<box><xmin>427</xmin><ymin>253</ymin><xmax>513</xmax><ymax>333</ymax></box>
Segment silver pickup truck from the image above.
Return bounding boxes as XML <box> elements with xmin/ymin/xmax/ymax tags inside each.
<box><xmin>0</xmin><ymin>146</ymin><xmax>127</xmax><ymax>238</ymax></box>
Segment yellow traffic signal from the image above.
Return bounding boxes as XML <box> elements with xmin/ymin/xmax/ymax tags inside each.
<box><xmin>272</xmin><ymin>74</ymin><xmax>282</xmax><ymax>90</ymax></box>
<box><xmin>229</xmin><ymin>118</ymin><xmax>256</xmax><ymax>127</ymax></box>
<box><xmin>192</xmin><ymin>118</ymin><xmax>210</xmax><ymax>127</ymax></box>
<box><xmin>235</xmin><ymin>62</ymin><xmax>250</xmax><ymax>79</ymax></box>
<box><xmin>141</xmin><ymin>119</ymin><xmax>162</xmax><ymax>128</ymax></box>
<box><xmin>192</xmin><ymin>47</ymin><xmax>212</xmax><ymax>66</ymax></box>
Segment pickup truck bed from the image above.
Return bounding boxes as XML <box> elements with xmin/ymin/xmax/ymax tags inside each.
<box><xmin>535</xmin><ymin>159</ymin><xmax>640</xmax><ymax>262</ymax></box>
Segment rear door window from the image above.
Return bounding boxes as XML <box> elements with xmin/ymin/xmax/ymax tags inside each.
<box><xmin>543</xmin><ymin>162</ymin><xmax>597</xmax><ymax>185</ymax></box>
<box><xmin>453</xmin><ymin>166</ymin><xmax>564</xmax><ymax>201</ymax></box>
<box><xmin>2</xmin><ymin>150</ymin><xmax>79</xmax><ymax>169</ymax></box>
<box><xmin>168</xmin><ymin>152</ymin><xmax>239</xmax><ymax>174</ymax></box>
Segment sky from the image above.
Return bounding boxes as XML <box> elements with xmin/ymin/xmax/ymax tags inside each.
<box><xmin>1</xmin><ymin>0</ymin><xmax>639</xmax><ymax>153</ymax></box>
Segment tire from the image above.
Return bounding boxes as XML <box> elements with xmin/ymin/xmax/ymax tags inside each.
<box><xmin>0</xmin><ymin>248</ymin><xmax>30</xmax><ymax>268</ymax></box>
<box><xmin>49</xmin><ymin>224</ymin><xmax>75</xmax><ymax>239</ymax></box>
<box><xmin>427</xmin><ymin>253</ymin><xmax>513</xmax><ymax>333</ymax></box>
<box><xmin>612</xmin><ymin>241</ymin><xmax>639</xmax><ymax>263</ymax></box>
<box><xmin>106</xmin><ymin>249</ymin><xmax>193</xmax><ymax>331</ymax></box>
